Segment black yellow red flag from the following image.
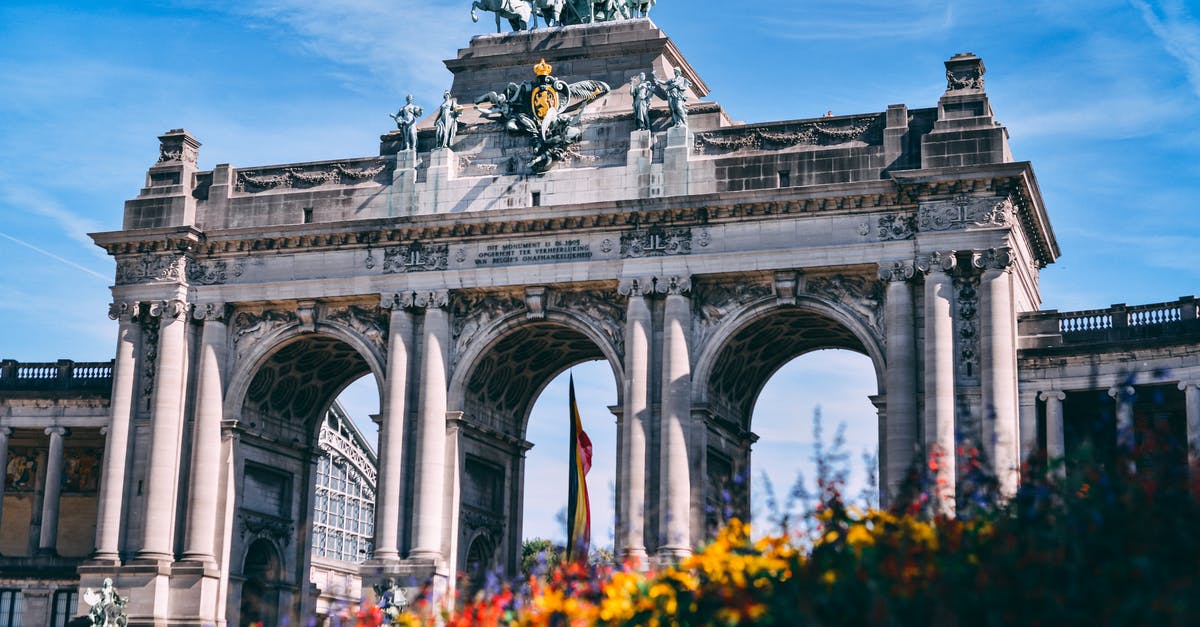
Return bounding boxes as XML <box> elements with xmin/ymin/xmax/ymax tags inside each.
<box><xmin>566</xmin><ymin>374</ymin><xmax>592</xmax><ymax>562</ymax></box>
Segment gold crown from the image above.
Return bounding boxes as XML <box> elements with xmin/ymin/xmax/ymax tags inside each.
<box><xmin>533</xmin><ymin>58</ymin><xmax>553</xmax><ymax>77</ymax></box>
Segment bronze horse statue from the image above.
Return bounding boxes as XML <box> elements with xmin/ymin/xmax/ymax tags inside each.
<box><xmin>471</xmin><ymin>0</ymin><xmax>534</xmax><ymax>32</ymax></box>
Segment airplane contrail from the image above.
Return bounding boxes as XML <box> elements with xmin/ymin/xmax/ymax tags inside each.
<box><xmin>0</xmin><ymin>231</ymin><xmax>110</xmax><ymax>282</ymax></box>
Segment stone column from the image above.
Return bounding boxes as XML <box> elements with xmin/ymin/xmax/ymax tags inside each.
<box><xmin>1039</xmin><ymin>391</ymin><xmax>1066</xmax><ymax>461</ymax></box>
<box><xmin>410</xmin><ymin>291</ymin><xmax>450</xmax><ymax>561</ymax></box>
<box><xmin>1018</xmin><ymin>389</ymin><xmax>1040</xmax><ymax>465</ymax></box>
<box><xmin>878</xmin><ymin>261</ymin><xmax>916</xmax><ymax>502</ymax></box>
<box><xmin>1108</xmin><ymin>384</ymin><xmax>1136</xmax><ymax>451</ymax></box>
<box><xmin>0</xmin><ymin>427</ymin><xmax>9</xmax><ymax>527</ymax></box>
<box><xmin>975</xmin><ymin>248</ymin><xmax>1019</xmax><ymax>497</ymax></box>
<box><xmin>374</xmin><ymin>297</ymin><xmax>414</xmax><ymax>562</ymax></box>
<box><xmin>95</xmin><ymin>301</ymin><xmax>140</xmax><ymax>561</ymax></box>
<box><xmin>139</xmin><ymin>299</ymin><xmax>189</xmax><ymax>561</ymax></box>
<box><xmin>1180</xmin><ymin>382</ymin><xmax>1200</xmax><ymax>469</ymax></box>
<box><xmin>39</xmin><ymin>426</ymin><xmax>68</xmax><ymax>552</ymax></box>
<box><xmin>182</xmin><ymin>304</ymin><xmax>228</xmax><ymax>564</ymax></box>
<box><xmin>617</xmin><ymin>278</ymin><xmax>651</xmax><ymax>562</ymax></box>
<box><xmin>918</xmin><ymin>252</ymin><xmax>956</xmax><ymax>516</ymax></box>
<box><xmin>658</xmin><ymin>276</ymin><xmax>692</xmax><ymax>559</ymax></box>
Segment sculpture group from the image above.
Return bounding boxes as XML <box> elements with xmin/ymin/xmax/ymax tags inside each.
<box><xmin>471</xmin><ymin>0</ymin><xmax>656</xmax><ymax>32</ymax></box>
<box><xmin>388</xmin><ymin>60</ymin><xmax>690</xmax><ymax>172</ymax></box>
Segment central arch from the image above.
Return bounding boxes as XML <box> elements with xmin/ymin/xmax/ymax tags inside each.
<box><xmin>448</xmin><ymin>307</ymin><xmax>624</xmax><ymax>578</ymax></box>
<box><xmin>694</xmin><ymin>296</ymin><xmax>885</xmax><ymax>536</ymax></box>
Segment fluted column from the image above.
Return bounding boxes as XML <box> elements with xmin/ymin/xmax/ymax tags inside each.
<box><xmin>879</xmin><ymin>261</ymin><xmax>916</xmax><ymax>502</ymax></box>
<box><xmin>658</xmin><ymin>276</ymin><xmax>692</xmax><ymax>559</ymax></box>
<box><xmin>1039</xmin><ymin>391</ymin><xmax>1066</xmax><ymax>462</ymax></box>
<box><xmin>411</xmin><ymin>291</ymin><xmax>450</xmax><ymax>561</ymax></box>
<box><xmin>617</xmin><ymin>278</ymin><xmax>651</xmax><ymax>562</ymax></box>
<box><xmin>95</xmin><ymin>302</ymin><xmax>141</xmax><ymax>561</ymax></box>
<box><xmin>139</xmin><ymin>298</ymin><xmax>189</xmax><ymax>561</ymax></box>
<box><xmin>976</xmin><ymin>248</ymin><xmax>1019</xmax><ymax>497</ymax></box>
<box><xmin>374</xmin><ymin>296</ymin><xmax>414</xmax><ymax>562</ymax></box>
<box><xmin>182</xmin><ymin>304</ymin><xmax>228</xmax><ymax>564</ymax></box>
<box><xmin>918</xmin><ymin>252</ymin><xmax>956</xmax><ymax>516</ymax></box>
<box><xmin>0</xmin><ymin>427</ymin><xmax>9</xmax><ymax>528</ymax></box>
<box><xmin>39</xmin><ymin>426</ymin><xmax>68</xmax><ymax>552</ymax></box>
<box><xmin>1180</xmin><ymin>382</ymin><xmax>1199</xmax><ymax>469</ymax></box>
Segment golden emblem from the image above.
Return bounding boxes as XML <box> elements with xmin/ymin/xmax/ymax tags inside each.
<box><xmin>531</xmin><ymin>84</ymin><xmax>559</xmax><ymax>120</ymax></box>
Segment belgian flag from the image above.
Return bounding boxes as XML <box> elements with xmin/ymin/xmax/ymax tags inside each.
<box><xmin>566</xmin><ymin>374</ymin><xmax>593</xmax><ymax>563</ymax></box>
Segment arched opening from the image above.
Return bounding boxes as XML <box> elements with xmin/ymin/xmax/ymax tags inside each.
<box><xmin>232</xmin><ymin>331</ymin><xmax>382</xmax><ymax>624</ymax></box>
<box><xmin>700</xmin><ymin>306</ymin><xmax>882</xmax><ymax>538</ymax></box>
<box><xmin>750</xmin><ymin>350</ymin><xmax>879</xmax><ymax>531</ymax></box>
<box><xmin>239</xmin><ymin>539</ymin><xmax>282</xmax><ymax>627</ymax></box>
<box><xmin>455</xmin><ymin>319</ymin><xmax>620</xmax><ymax>577</ymax></box>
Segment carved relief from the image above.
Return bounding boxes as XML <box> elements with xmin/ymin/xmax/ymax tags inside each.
<box><xmin>139</xmin><ymin>316</ymin><xmax>159</xmax><ymax>412</ymax></box>
<box><xmin>955</xmin><ymin>274</ymin><xmax>981</xmax><ymax>382</ymax></box>
<box><xmin>187</xmin><ymin>259</ymin><xmax>244</xmax><ymax>285</ymax></box>
<box><xmin>694</xmin><ymin>279</ymin><xmax>773</xmax><ymax>347</ymax></box>
<box><xmin>554</xmin><ymin>289</ymin><xmax>626</xmax><ymax>358</ymax></box>
<box><xmin>115</xmin><ymin>253</ymin><xmax>185</xmax><ymax>285</ymax></box>
<box><xmin>917</xmin><ymin>195</ymin><xmax>1012</xmax><ymax>232</ymax></box>
<box><xmin>452</xmin><ymin>291</ymin><xmax>525</xmax><ymax>365</ymax></box>
<box><xmin>235</xmin><ymin>160</ymin><xmax>390</xmax><ymax>192</ymax></box>
<box><xmin>107</xmin><ymin>301</ymin><xmax>139</xmax><ymax>322</ymax></box>
<box><xmin>192</xmin><ymin>303</ymin><xmax>228</xmax><ymax>322</ymax></box>
<box><xmin>877</xmin><ymin>214</ymin><xmax>916</xmax><ymax>241</ymax></box>
<box><xmin>972</xmin><ymin>246</ymin><xmax>1014</xmax><ymax>272</ymax></box>
<box><xmin>806</xmin><ymin>274</ymin><xmax>885</xmax><ymax>341</ymax></box>
<box><xmin>694</xmin><ymin>116</ymin><xmax>883</xmax><ymax>155</ymax></box>
<box><xmin>233</xmin><ymin>309</ymin><xmax>299</xmax><ymax>358</ymax></box>
<box><xmin>878</xmin><ymin>260</ymin><xmax>915</xmax><ymax>283</ymax></box>
<box><xmin>380</xmin><ymin>242</ymin><xmax>449</xmax><ymax>273</ymax></box>
<box><xmin>238</xmin><ymin>510</ymin><xmax>294</xmax><ymax>545</ymax></box>
<box><xmin>324</xmin><ymin>305</ymin><xmax>387</xmax><ymax>355</ymax></box>
<box><xmin>620</xmin><ymin>227</ymin><xmax>692</xmax><ymax>258</ymax></box>
<box><xmin>383</xmin><ymin>290</ymin><xmax>450</xmax><ymax>311</ymax></box>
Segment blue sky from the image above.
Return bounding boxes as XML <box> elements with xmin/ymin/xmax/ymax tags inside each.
<box><xmin>1</xmin><ymin>1</ymin><xmax>1197</xmax><ymax>543</ymax></box>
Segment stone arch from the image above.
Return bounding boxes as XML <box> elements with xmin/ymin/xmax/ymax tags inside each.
<box><xmin>446</xmin><ymin>305</ymin><xmax>623</xmax><ymax>577</ymax></box>
<box><xmin>239</xmin><ymin>539</ymin><xmax>284</xmax><ymax>627</ymax></box>
<box><xmin>448</xmin><ymin>308</ymin><xmax>624</xmax><ymax>437</ymax></box>
<box><xmin>691</xmin><ymin>293</ymin><xmax>885</xmax><ymax>535</ymax></box>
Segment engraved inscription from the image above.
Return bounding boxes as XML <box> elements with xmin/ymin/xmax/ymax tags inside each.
<box><xmin>473</xmin><ymin>238</ymin><xmax>592</xmax><ymax>267</ymax></box>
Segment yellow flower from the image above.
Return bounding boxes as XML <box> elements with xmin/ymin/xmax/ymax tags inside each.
<box><xmin>846</xmin><ymin>524</ymin><xmax>874</xmax><ymax>550</ymax></box>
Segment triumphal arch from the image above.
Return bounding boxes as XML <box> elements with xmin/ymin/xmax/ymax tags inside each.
<box><xmin>59</xmin><ymin>18</ymin><xmax>1071</xmax><ymax>625</ymax></box>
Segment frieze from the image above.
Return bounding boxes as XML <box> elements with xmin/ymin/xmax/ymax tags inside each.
<box><xmin>238</xmin><ymin>510</ymin><xmax>294</xmax><ymax>545</ymax></box>
<box><xmin>115</xmin><ymin>253</ymin><xmax>185</xmax><ymax>285</ymax></box>
<box><xmin>553</xmin><ymin>289</ymin><xmax>625</xmax><ymax>357</ymax></box>
<box><xmin>324</xmin><ymin>305</ymin><xmax>387</xmax><ymax>355</ymax></box>
<box><xmin>877</xmin><ymin>214</ymin><xmax>916</xmax><ymax>241</ymax></box>
<box><xmin>917</xmin><ymin>195</ymin><xmax>1012</xmax><ymax>232</ymax></box>
<box><xmin>694</xmin><ymin>116</ymin><xmax>884</xmax><ymax>155</ymax></box>
<box><xmin>235</xmin><ymin>160</ymin><xmax>390</xmax><ymax>193</ymax></box>
<box><xmin>620</xmin><ymin>227</ymin><xmax>691</xmax><ymax>258</ymax></box>
<box><xmin>806</xmin><ymin>274</ymin><xmax>885</xmax><ymax>341</ymax></box>
<box><xmin>186</xmin><ymin>259</ymin><xmax>244</xmax><ymax>285</ymax></box>
<box><xmin>380</xmin><ymin>242</ymin><xmax>449</xmax><ymax>273</ymax></box>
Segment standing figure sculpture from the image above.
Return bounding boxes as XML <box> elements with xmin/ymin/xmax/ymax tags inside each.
<box><xmin>84</xmin><ymin>578</ymin><xmax>128</xmax><ymax>627</ymax></box>
<box><xmin>659</xmin><ymin>66</ymin><xmax>691</xmax><ymax>128</ymax></box>
<box><xmin>389</xmin><ymin>95</ymin><xmax>424</xmax><ymax>151</ymax></box>
<box><xmin>532</xmin><ymin>0</ymin><xmax>566</xmax><ymax>26</ymax></box>
<box><xmin>630</xmin><ymin>73</ymin><xmax>654</xmax><ymax>131</ymax></box>
<box><xmin>435</xmin><ymin>90</ymin><xmax>463</xmax><ymax>149</ymax></box>
<box><xmin>625</xmin><ymin>0</ymin><xmax>655</xmax><ymax>18</ymax></box>
<box><xmin>471</xmin><ymin>0</ymin><xmax>533</xmax><ymax>32</ymax></box>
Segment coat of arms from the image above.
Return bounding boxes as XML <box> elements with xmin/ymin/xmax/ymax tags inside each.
<box><xmin>475</xmin><ymin>58</ymin><xmax>611</xmax><ymax>172</ymax></box>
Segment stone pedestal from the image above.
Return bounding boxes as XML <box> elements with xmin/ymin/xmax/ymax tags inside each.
<box><xmin>663</xmin><ymin>125</ymin><xmax>692</xmax><ymax>197</ymax></box>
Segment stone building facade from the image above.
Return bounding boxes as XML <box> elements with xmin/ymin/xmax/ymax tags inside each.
<box><xmin>0</xmin><ymin>18</ymin><xmax>1197</xmax><ymax>627</ymax></box>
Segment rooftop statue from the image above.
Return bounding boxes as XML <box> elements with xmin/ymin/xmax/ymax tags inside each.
<box><xmin>470</xmin><ymin>0</ymin><xmax>658</xmax><ymax>31</ymax></box>
<box><xmin>84</xmin><ymin>578</ymin><xmax>128</xmax><ymax>627</ymax></box>
<box><xmin>660</xmin><ymin>66</ymin><xmax>691</xmax><ymax>128</ymax></box>
<box><xmin>630</xmin><ymin>72</ymin><xmax>654</xmax><ymax>131</ymax></box>
<box><xmin>476</xmin><ymin>59</ymin><xmax>610</xmax><ymax>172</ymax></box>
<box><xmin>389</xmin><ymin>95</ymin><xmax>424</xmax><ymax>151</ymax></box>
<box><xmin>435</xmin><ymin>90</ymin><xmax>464</xmax><ymax>149</ymax></box>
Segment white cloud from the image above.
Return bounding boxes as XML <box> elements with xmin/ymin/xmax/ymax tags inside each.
<box><xmin>1132</xmin><ymin>0</ymin><xmax>1200</xmax><ymax>99</ymax></box>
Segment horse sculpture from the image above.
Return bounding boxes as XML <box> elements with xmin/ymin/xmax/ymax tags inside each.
<box><xmin>626</xmin><ymin>0</ymin><xmax>655</xmax><ymax>18</ymax></box>
<box><xmin>471</xmin><ymin>0</ymin><xmax>534</xmax><ymax>32</ymax></box>
<box><xmin>531</xmin><ymin>0</ymin><xmax>566</xmax><ymax>26</ymax></box>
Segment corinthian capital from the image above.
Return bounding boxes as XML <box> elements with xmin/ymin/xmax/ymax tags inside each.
<box><xmin>916</xmin><ymin>250</ymin><xmax>957</xmax><ymax>275</ymax></box>
<box><xmin>149</xmin><ymin>299</ymin><xmax>188</xmax><ymax>320</ymax></box>
<box><xmin>108</xmin><ymin>301</ymin><xmax>140</xmax><ymax>322</ymax></box>
<box><xmin>878</xmin><ymin>260</ymin><xmax>915</xmax><ymax>283</ymax></box>
<box><xmin>971</xmin><ymin>247</ymin><xmax>1014</xmax><ymax>272</ymax></box>
<box><xmin>382</xmin><ymin>290</ymin><xmax>450</xmax><ymax>310</ymax></box>
<box><xmin>661</xmin><ymin>275</ymin><xmax>692</xmax><ymax>296</ymax></box>
<box><xmin>617</xmin><ymin>276</ymin><xmax>655</xmax><ymax>297</ymax></box>
<box><xmin>192</xmin><ymin>302</ymin><xmax>229</xmax><ymax>322</ymax></box>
